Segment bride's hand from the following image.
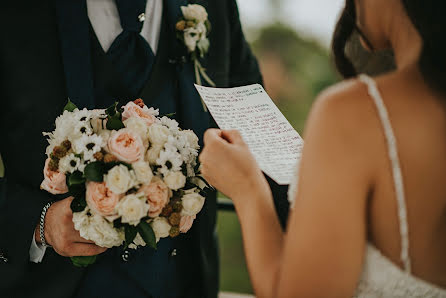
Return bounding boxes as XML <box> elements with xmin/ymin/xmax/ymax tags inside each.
<box><xmin>199</xmin><ymin>129</ymin><xmax>270</xmax><ymax>201</ymax></box>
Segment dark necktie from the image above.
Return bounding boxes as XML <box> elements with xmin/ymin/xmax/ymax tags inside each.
<box><xmin>107</xmin><ymin>0</ymin><xmax>155</xmax><ymax>99</ymax></box>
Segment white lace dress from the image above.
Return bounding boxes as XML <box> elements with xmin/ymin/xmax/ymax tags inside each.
<box><xmin>288</xmin><ymin>74</ymin><xmax>446</xmax><ymax>297</ymax></box>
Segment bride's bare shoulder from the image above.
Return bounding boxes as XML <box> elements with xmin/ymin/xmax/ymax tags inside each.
<box><xmin>307</xmin><ymin>78</ymin><xmax>378</xmax><ymax>133</ymax></box>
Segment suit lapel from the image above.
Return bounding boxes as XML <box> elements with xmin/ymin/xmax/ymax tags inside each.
<box><xmin>54</xmin><ymin>0</ymin><xmax>95</xmax><ymax>109</ymax></box>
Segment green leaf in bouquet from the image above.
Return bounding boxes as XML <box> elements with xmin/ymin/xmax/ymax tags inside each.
<box><xmin>63</xmin><ymin>99</ymin><xmax>78</xmax><ymax>112</ymax></box>
<box><xmin>137</xmin><ymin>221</ymin><xmax>157</xmax><ymax>250</ymax></box>
<box><xmin>70</xmin><ymin>195</ymin><xmax>87</xmax><ymax>213</ymax></box>
<box><xmin>68</xmin><ymin>171</ymin><xmax>86</xmax><ymax>186</ymax></box>
<box><xmin>71</xmin><ymin>256</ymin><xmax>97</xmax><ymax>267</ymax></box>
<box><xmin>124</xmin><ymin>225</ymin><xmax>138</xmax><ymax>248</ymax></box>
<box><xmin>106</xmin><ymin>114</ymin><xmax>125</xmax><ymax>130</ymax></box>
<box><xmin>104</xmin><ymin>161</ymin><xmax>132</xmax><ymax>172</ymax></box>
<box><xmin>84</xmin><ymin>161</ymin><xmax>105</xmax><ymax>182</ymax></box>
<box><xmin>162</xmin><ymin>112</ymin><xmax>176</xmax><ymax>119</ymax></box>
<box><xmin>106</xmin><ymin>101</ymin><xmax>119</xmax><ymax>117</ymax></box>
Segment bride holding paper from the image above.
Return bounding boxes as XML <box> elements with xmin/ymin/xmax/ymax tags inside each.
<box><xmin>199</xmin><ymin>0</ymin><xmax>446</xmax><ymax>296</ymax></box>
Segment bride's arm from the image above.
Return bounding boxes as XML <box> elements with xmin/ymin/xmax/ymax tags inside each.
<box><xmin>200</xmin><ymin>82</ymin><xmax>378</xmax><ymax>297</ymax></box>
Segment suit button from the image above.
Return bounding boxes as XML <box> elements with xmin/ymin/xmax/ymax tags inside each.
<box><xmin>170</xmin><ymin>249</ymin><xmax>177</xmax><ymax>257</ymax></box>
<box><xmin>0</xmin><ymin>251</ymin><xmax>8</xmax><ymax>263</ymax></box>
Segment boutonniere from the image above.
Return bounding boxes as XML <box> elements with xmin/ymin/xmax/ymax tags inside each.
<box><xmin>176</xmin><ymin>4</ymin><xmax>215</xmax><ymax>110</ymax></box>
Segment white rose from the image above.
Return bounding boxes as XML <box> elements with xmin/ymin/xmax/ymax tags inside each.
<box><xmin>181</xmin><ymin>4</ymin><xmax>208</xmax><ymax>23</ymax></box>
<box><xmin>164</xmin><ymin>171</ymin><xmax>186</xmax><ymax>190</ymax></box>
<box><xmin>197</xmin><ymin>37</ymin><xmax>210</xmax><ymax>56</ymax></box>
<box><xmin>190</xmin><ymin>176</ymin><xmax>207</xmax><ymax>190</ymax></box>
<box><xmin>181</xmin><ymin>193</ymin><xmax>205</xmax><ymax>216</ymax></box>
<box><xmin>124</xmin><ymin>117</ymin><xmax>149</xmax><ymax>144</ymax></box>
<box><xmin>116</xmin><ymin>193</ymin><xmax>150</xmax><ymax>226</ymax></box>
<box><xmin>182</xmin><ymin>130</ymin><xmax>200</xmax><ymax>149</ymax></box>
<box><xmin>151</xmin><ymin>217</ymin><xmax>171</xmax><ymax>242</ymax></box>
<box><xmin>183</xmin><ymin>27</ymin><xmax>200</xmax><ymax>52</ymax></box>
<box><xmin>99</xmin><ymin>130</ymin><xmax>111</xmax><ymax>147</ymax></box>
<box><xmin>104</xmin><ymin>164</ymin><xmax>137</xmax><ymax>195</ymax></box>
<box><xmin>146</xmin><ymin>145</ymin><xmax>163</xmax><ymax>165</ymax></box>
<box><xmin>128</xmin><ymin>233</ymin><xmax>146</xmax><ymax>250</ymax></box>
<box><xmin>73</xmin><ymin>208</ymin><xmax>124</xmax><ymax>248</ymax></box>
<box><xmin>132</xmin><ymin>161</ymin><xmax>153</xmax><ymax>185</ymax></box>
<box><xmin>148</xmin><ymin>123</ymin><xmax>170</xmax><ymax>147</ymax></box>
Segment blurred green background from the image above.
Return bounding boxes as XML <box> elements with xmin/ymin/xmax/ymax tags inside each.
<box><xmin>216</xmin><ymin>21</ymin><xmax>339</xmax><ymax>294</ymax></box>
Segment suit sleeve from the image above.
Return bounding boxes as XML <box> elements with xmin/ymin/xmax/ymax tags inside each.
<box><xmin>226</xmin><ymin>0</ymin><xmax>290</xmax><ymax>228</ymax></box>
<box><xmin>226</xmin><ymin>0</ymin><xmax>263</xmax><ymax>87</ymax></box>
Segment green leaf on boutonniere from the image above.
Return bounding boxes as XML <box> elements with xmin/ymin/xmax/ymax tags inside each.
<box><xmin>84</xmin><ymin>161</ymin><xmax>105</xmax><ymax>182</ymax></box>
<box><xmin>71</xmin><ymin>256</ymin><xmax>97</xmax><ymax>267</ymax></box>
<box><xmin>137</xmin><ymin>221</ymin><xmax>157</xmax><ymax>250</ymax></box>
<box><xmin>70</xmin><ymin>195</ymin><xmax>87</xmax><ymax>213</ymax></box>
<box><xmin>124</xmin><ymin>225</ymin><xmax>138</xmax><ymax>248</ymax></box>
<box><xmin>63</xmin><ymin>99</ymin><xmax>78</xmax><ymax>112</ymax></box>
<box><xmin>204</xmin><ymin>19</ymin><xmax>212</xmax><ymax>34</ymax></box>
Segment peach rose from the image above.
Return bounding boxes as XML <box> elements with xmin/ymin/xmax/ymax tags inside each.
<box><xmin>122</xmin><ymin>102</ymin><xmax>156</xmax><ymax>127</ymax></box>
<box><xmin>86</xmin><ymin>182</ymin><xmax>121</xmax><ymax>218</ymax></box>
<box><xmin>139</xmin><ymin>178</ymin><xmax>171</xmax><ymax>217</ymax></box>
<box><xmin>108</xmin><ymin>128</ymin><xmax>145</xmax><ymax>163</ymax></box>
<box><xmin>40</xmin><ymin>158</ymin><xmax>68</xmax><ymax>195</ymax></box>
<box><xmin>179</xmin><ymin>215</ymin><xmax>196</xmax><ymax>233</ymax></box>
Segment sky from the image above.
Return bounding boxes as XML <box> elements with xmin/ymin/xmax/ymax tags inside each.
<box><xmin>237</xmin><ymin>0</ymin><xmax>345</xmax><ymax>47</ymax></box>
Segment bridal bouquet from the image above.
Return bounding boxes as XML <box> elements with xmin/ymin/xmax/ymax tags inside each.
<box><xmin>41</xmin><ymin>99</ymin><xmax>210</xmax><ymax>266</ymax></box>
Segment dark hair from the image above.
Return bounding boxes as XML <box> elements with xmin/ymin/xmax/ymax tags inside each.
<box><xmin>332</xmin><ymin>0</ymin><xmax>446</xmax><ymax>94</ymax></box>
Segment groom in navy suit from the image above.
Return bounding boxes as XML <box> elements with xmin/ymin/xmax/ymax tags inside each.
<box><xmin>0</xmin><ymin>0</ymin><xmax>289</xmax><ymax>297</ymax></box>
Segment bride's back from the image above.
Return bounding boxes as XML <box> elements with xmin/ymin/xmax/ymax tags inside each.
<box><xmin>366</xmin><ymin>70</ymin><xmax>446</xmax><ymax>287</ymax></box>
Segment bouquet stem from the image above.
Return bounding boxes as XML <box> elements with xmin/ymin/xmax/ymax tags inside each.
<box><xmin>71</xmin><ymin>256</ymin><xmax>97</xmax><ymax>267</ymax></box>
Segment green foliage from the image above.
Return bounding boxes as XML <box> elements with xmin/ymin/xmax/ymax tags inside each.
<box><xmin>84</xmin><ymin>162</ymin><xmax>105</xmax><ymax>182</ymax></box>
<box><xmin>63</xmin><ymin>99</ymin><xmax>78</xmax><ymax>112</ymax></box>
<box><xmin>70</xmin><ymin>195</ymin><xmax>87</xmax><ymax>213</ymax></box>
<box><xmin>125</xmin><ymin>225</ymin><xmax>138</xmax><ymax>248</ymax></box>
<box><xmin>137</xmin><ymin>221</ymin><xmax>157</xmax><ymax>249</ymax></box>
<box><xmin>106</xmin><ymin>102</ymin><xmax>125</xmax><ymax>130</ymax></box>
<box><xmin>71</xmin><ymin>256</ymin><xmax>97</xmax><ymax>267</ymax></box>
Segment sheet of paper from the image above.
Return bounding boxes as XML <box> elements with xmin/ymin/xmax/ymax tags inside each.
<box><xmin>195</xmin><ymin>84</ymin><xmax>303</xmax><ymax>185</ymax></box>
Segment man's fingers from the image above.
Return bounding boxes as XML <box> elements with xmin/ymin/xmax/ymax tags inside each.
<box><xmin>221</xmin><ymin>130</ymin><xmax>243</xmax><ymax>144</ymax></box>
<box><xmin>67</xmin><ymin>243</ymin><xmax>107</xmax><ymax>257</ymax></box>
<box><xmin>72</xmin><ymin>234</ymin><xmax>96</xmax><ymax>245</ymax></box>
<box><xmin>203</xmin><ymin>128</ymin><xmax>223</xmax><ymax>145</ymax></box>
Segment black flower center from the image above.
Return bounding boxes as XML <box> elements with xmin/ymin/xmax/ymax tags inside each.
<box><xmin>166</xmin><ymin>161</ymin><xmax>173</xmax><ymax>169</ymax></box>
<box><xmin>86</xmin><ymin>143</ymin><xmax>95</xmax><ymax>151</ymax></box>
<box><xmin>70</xmin><ymin>160</ymin><xmax>77</xmax><ymax>167</ymax></box>
<box><xmin>80</xmin><ymin>127</ymin><xmax>87</xmax><ymax>133</ymax></box>
<box><xmin>80</xmin><ymin>117</ymin><xmax>87</xmax><ymax>121</ymax></box>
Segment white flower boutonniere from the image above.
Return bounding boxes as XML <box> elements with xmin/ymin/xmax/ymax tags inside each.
<box><xmin>176</xmin><ymin>4</ymin><xmax>215</xmax><ymax>110</ymax></box>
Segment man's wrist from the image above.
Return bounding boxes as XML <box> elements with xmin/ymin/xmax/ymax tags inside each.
<box><xmin>34</xmin><ymin>226</ymin><xmax>42</xmax><ymax>244</ymax></box>
<box><xmin>38</xmin><ymin>201</ymin><xmax>55</xmax><ymax>248</ymax></box>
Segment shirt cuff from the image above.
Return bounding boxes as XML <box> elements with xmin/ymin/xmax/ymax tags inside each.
<box><xmin>29</xmin><ymin>230</ymin><xmax>47</xmax><ymax>263</ymax></box>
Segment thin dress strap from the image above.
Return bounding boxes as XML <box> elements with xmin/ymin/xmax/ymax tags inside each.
<box><xmin>358</xmin><ymin>74</ymin><xmax>411</xmax><ymax>273</ymax></box>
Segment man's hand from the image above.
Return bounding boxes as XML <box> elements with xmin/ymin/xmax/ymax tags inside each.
<box><xmin>35</xmin><ymin>197</ymin><xmax>107</xmax><ymax>257</ymax></box>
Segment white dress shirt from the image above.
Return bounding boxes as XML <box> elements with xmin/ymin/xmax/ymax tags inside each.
<box><xmin>30</xmin><ymin>0</ymin><xmax>163</xmax><ymax>263</ymax></box>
